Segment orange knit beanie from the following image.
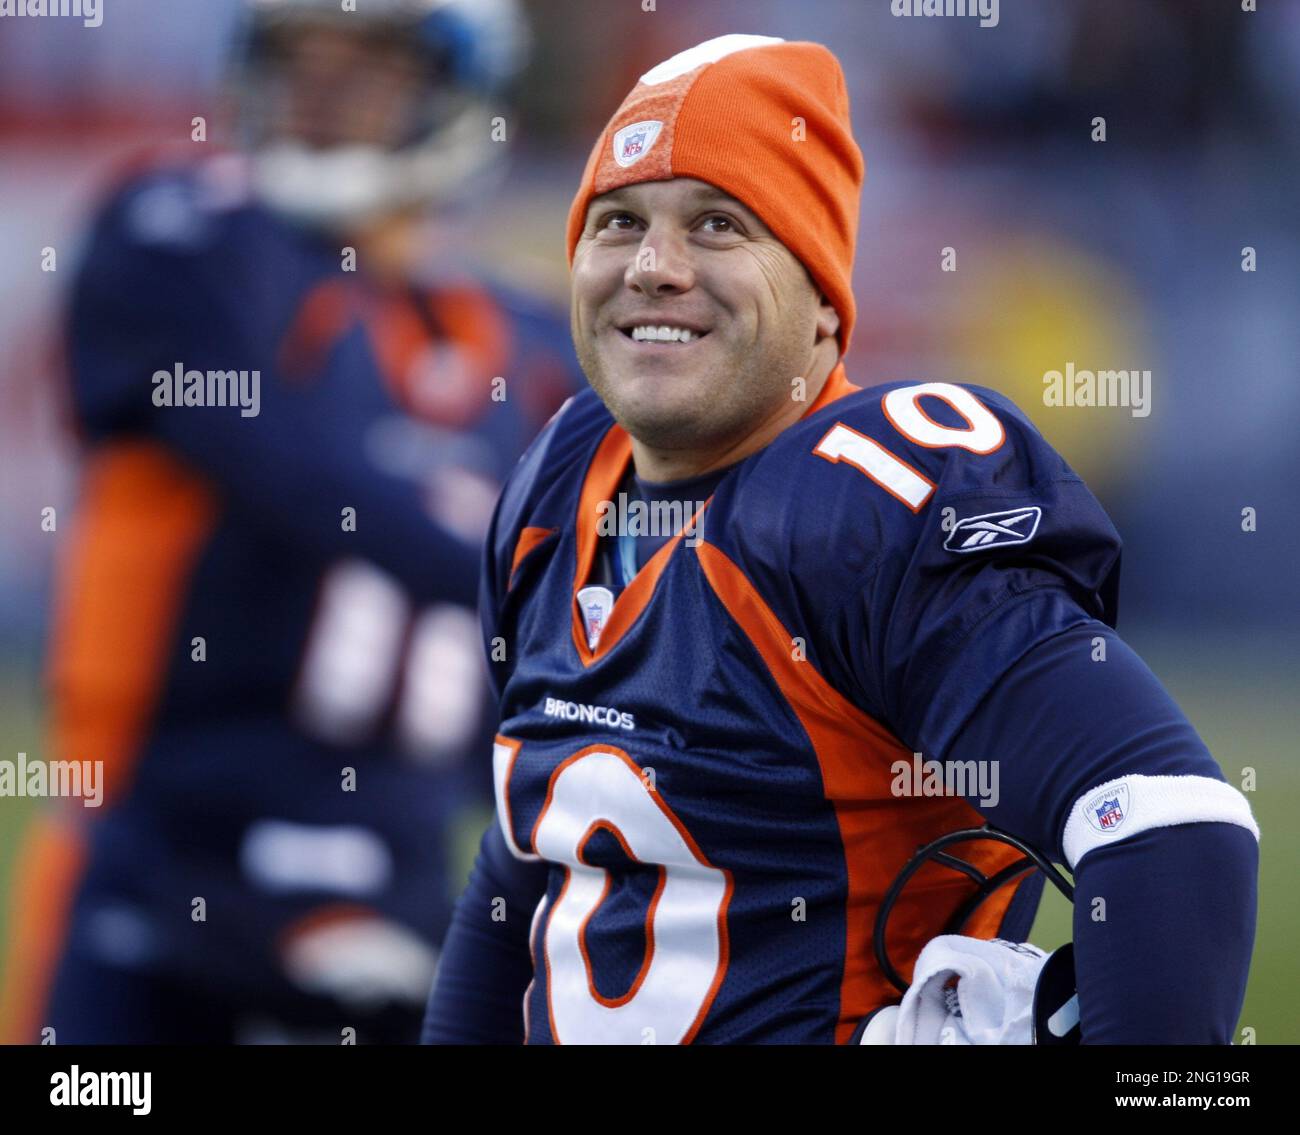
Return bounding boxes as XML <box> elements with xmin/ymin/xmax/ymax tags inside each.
<box><xmin>566</xmin><ymin>34</ymin><xmax>864</xmax><ymax>355</ymax></box>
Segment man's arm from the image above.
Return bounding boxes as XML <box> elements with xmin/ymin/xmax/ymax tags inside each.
<box><xmin>421</xmin><ymin>822</ymin><xmax>547</xmax><ymax>1044</ymax></box>
<box><xmin>799</xmin><ymin>385</ymin><xmax>1257</xmax><ymax>1040</ymax></box>
<box><xmin>942</xmin><ymin>620</ymin><xmax>1259</xmax><ymax>1043</ymax></box>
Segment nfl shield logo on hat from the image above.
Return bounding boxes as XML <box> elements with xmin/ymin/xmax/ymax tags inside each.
<box><xmin>613</xmin><ymin>120</ymin><xmax>663</xmax><ymax>168</ymax></box>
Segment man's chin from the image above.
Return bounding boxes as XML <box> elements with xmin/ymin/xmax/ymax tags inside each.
<box><xmin>582</xmin><ymin>352</ymin><xmax>740</xmax><ymax>445</ymax></box>
<box><xmin>608</xmin><ymin>394</ymin><xmax>736</xmax><ymax>455</ymax></box>
<box><xmin>589</xmin><ymin>361</ymin><xmax>688</xmax><ymax>411</ymax></box>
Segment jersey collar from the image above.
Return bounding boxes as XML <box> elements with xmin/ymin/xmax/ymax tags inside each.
<box><xmin>570</xmin><ymin>361</ymin><xmax>858</xmax><ymax>664</ymax></box>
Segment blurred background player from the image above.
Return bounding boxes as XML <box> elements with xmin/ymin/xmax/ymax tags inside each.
<box><xmin>0</xmin><ymin>0</ymin><xmax>579</xmax><ymax>1043</ymax></box>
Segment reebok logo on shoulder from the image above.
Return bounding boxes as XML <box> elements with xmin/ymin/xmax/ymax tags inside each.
<box><xmin>944</xmin><ymin>506</ymin><xmax>1042</xmax><ymax>553</ymax></box>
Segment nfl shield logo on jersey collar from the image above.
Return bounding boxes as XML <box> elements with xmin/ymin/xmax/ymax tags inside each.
<box><xmin>944</xmin><ymin>506</ymin><xmax>1042</xmax><ymax>553</ymax></box>
<box><xmin>577</xmin><ymin>585</ymin><xmax>616</xmax><ymax>650</ymax></box>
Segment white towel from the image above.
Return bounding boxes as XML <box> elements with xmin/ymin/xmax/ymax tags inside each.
<box><xmin>861</xmin><ymin>935</ymin><xmax>1050</xmax><ymax>1045</ymax></box>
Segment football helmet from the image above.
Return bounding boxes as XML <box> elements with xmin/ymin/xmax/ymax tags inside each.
<box><xmin>873</xmin><ymin>825</ymin><xmax>1080</xmax><ymax>1044</ymax></box>
<box><xmin>231</xmin><ymin>0</ymin><xmax>528</xmax><ymax>227</ymax></box>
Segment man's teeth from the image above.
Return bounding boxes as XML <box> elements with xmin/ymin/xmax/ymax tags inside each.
<box><xmin>630</xmin><ymin>325</ymin><xmax>700</xmax><ymax>343</ymax></box>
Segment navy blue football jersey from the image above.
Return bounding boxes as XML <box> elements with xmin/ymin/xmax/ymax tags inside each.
<box><xmin>480</xmin><ymin>366</ymin><xmax>1122</xmax><ymax>1043</ymax></box>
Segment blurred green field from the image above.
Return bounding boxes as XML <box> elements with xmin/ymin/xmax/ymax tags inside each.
<box><xmin>1</xmin><ymin>631</ymin><xmax>1294</xmax><ymax>1043</ymax></box>
<box><xmin>0</xmin><ymin>663</ymin><xmax>43</xmax><ymax>994</ymax></box>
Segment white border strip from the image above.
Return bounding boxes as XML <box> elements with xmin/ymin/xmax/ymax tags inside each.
<box><xmin>1063</xmin><ymin>774</ymin><xmax>1259</xmax><ymax>870</ymax></box>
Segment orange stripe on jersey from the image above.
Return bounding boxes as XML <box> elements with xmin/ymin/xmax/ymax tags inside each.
<box><xmin>0</xmin><ymin>812</ymin><xmax>88</xmax><ymax>1044</ymax></box>
<box><xmin>276</xmin><ymin>279</ymin><xmax>358</xmax><ymax>381</ymax></box>
<box><xmin>695</xmin><ymin>541</ymin><xmax>1026</xmax><ymax>1042</ymax></box>
<box><xmin>427</xmin><ymin>286</ymin><xmax>512</xmax><ymax>384</ymax></box>
<box><xmin>509</xmin><ymin>526</ymin><xmax>557</xmax><ymax>591</ymax></box>
<box><xmin>46</xmin><ymin>442</ymin><xmax>219</xmax><ymax>808</ymax></box>
<box><xmin>364</xmin><ymin>293</ymin><xmax>429</xmax><ymax>405</ymax></box>
<box><xmin>368</xmin><ymin>286</ymin><xmax>511</xmax><ymax>429</ymax></box>
<box><xmin>570</xmin><ymin>425</ymin><xmax>704</xmax><ymax>666</ymax></box>
<box><xmin>274</xmin><ymin>901</ymin><xmax>386</xmax><ymax>959</ymax></box>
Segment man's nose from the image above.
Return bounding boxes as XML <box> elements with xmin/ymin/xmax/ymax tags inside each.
<box><xmin>624</xmin><ymin>226</ymin><xmax>695</xmax><ymax>296</ymax></box>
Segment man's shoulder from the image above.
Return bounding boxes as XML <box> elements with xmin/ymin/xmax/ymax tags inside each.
<box><xmin>70</xmin><ymin>158</ymin><xmax>299</xmax><ymax>343</ymax></box>
<box><xmin>756</xmin><ymin>377</ymin><xmax>1072</xmax><ymax>489</ymax></box>
<box><xmin>491</xmin><ymin>386</ymin><xmax>612</xmax><ymax>546</ymax></box>
<box><xmin>510</xmin><ymin>385</ymin><xmax>612</xmax><ymax>486</ymax></box>
<box><xmin>737</xmin><ymin>376</ymin><xmax>1087</xmax><ymax>512</ymax></box>
<box><xmin>81</xmin><ymin>156</ymin><xmax>264</xmax><ymax>268</ymax></box>
<box><xmin>708</xmin><ymin>376</ymin><xmax>1113</xmax><ymax>602</ymax></box>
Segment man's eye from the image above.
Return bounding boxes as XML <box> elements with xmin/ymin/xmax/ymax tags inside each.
<box><xmin>701</xmin><ymin>215</ymin><xmax>736</xmax><ymax>233</ymax></box>
<box><xmin>600</xmin><ymin>212</ymin><xmax>638</xmax><ymax>231</ymax></box>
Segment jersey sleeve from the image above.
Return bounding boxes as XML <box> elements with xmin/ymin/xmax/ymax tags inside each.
<box><xmin>421</xmin><ymin>820</ymin><xmax>548</xmax><ymax>1044</ymax></box>
<box><xmin>831</xmin><ymin>383</ymin><xmax>1122</xmax><ymax>759</ymax></box>
<box><xmin>65</xmin><ymin>170</ymin><xmax>480</xmax><ymax>605</ymax></box>
<box><xmin>478</xmin><ymin>396</ymin><xmax>575</xmax><ymax>701</ymax></box>
<box><xmin>945</xmin><ymin>621</ymin><xmax>1259</xmax><ymax>1042</ymax></box>
<box><xmin>730</xmin><ymin>380</ymin><xmax>1123</xmax><ymax>761</ymax></box>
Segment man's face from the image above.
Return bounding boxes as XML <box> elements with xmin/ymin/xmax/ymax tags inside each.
<box><xmin>260</xmin><ymin>22</ymin><xmax>430</xmax><ymax>150</ymax></box>
<box><xmin>571</xmin><ymin>178</ymin><xmax>839</xmax><ymax>457</ymax></box>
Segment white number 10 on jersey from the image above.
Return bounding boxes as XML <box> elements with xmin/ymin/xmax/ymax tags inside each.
<box><xmin>495</xmin><ymin>739</ymin><xmax>732</xmax><ymax>1044</ymax></box>
<box><xmin>814</xmin><ymin>382</ymin><xmax>1005</xmax><ymax>511</ymax></box>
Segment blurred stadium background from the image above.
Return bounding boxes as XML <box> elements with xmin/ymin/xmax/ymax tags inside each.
<box><xmin>1</xmin><ymin>0</ymin><xmax>1296</xmax><ymax>1042</ymax></box>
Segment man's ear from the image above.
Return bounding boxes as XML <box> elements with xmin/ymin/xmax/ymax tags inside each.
<box><xmin>815</xmin><ymin>293</ymin><xmax>841</xmax><ymax>343</ymax></box>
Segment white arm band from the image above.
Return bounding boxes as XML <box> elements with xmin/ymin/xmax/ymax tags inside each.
<box><xmin>1062</xmin><ymin>773</ymin><xmax>1259</xmax><ymax>871</ymax></box>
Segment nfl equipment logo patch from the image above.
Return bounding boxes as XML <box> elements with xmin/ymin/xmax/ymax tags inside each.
<box><xmin>613</xmin><ymin>120</ymin><xmax>663</xmax><ymax>168</ymax></box>
<box><xmin>577</xmin><ymin>585</ymin><xmax>615</xmax><ymax>650</ymax></box>
<box><xmin>1095</xmin><ymin>798</ymin><xmax>1123</xmax><ymax>828</ymax></box>
<box><xmin>944</xmin><ymin>506</ymin><xmax>1042</xmax><ymax>553</ymax></box>
<box><xmin>1084</xmin><ymin>783</ymin><xmax>1129</xmax><ymax>834</ymax></box>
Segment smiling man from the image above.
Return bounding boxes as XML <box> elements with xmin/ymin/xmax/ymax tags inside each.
<box><xmin>422</xmin><ymin>34</ymin><xmax>1258</xmax><ymax>1045</ymax></box>
<box><xmin>572</xmin><ymin>178</ymin><xmax>842</xmax><ymax>480</ymax></box>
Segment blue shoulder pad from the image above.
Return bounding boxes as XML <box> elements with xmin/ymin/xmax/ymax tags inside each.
<box><xmin>67</xmin><ymin>163</ymin><xmax>252</xmax><ymax>433</ymax></box>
